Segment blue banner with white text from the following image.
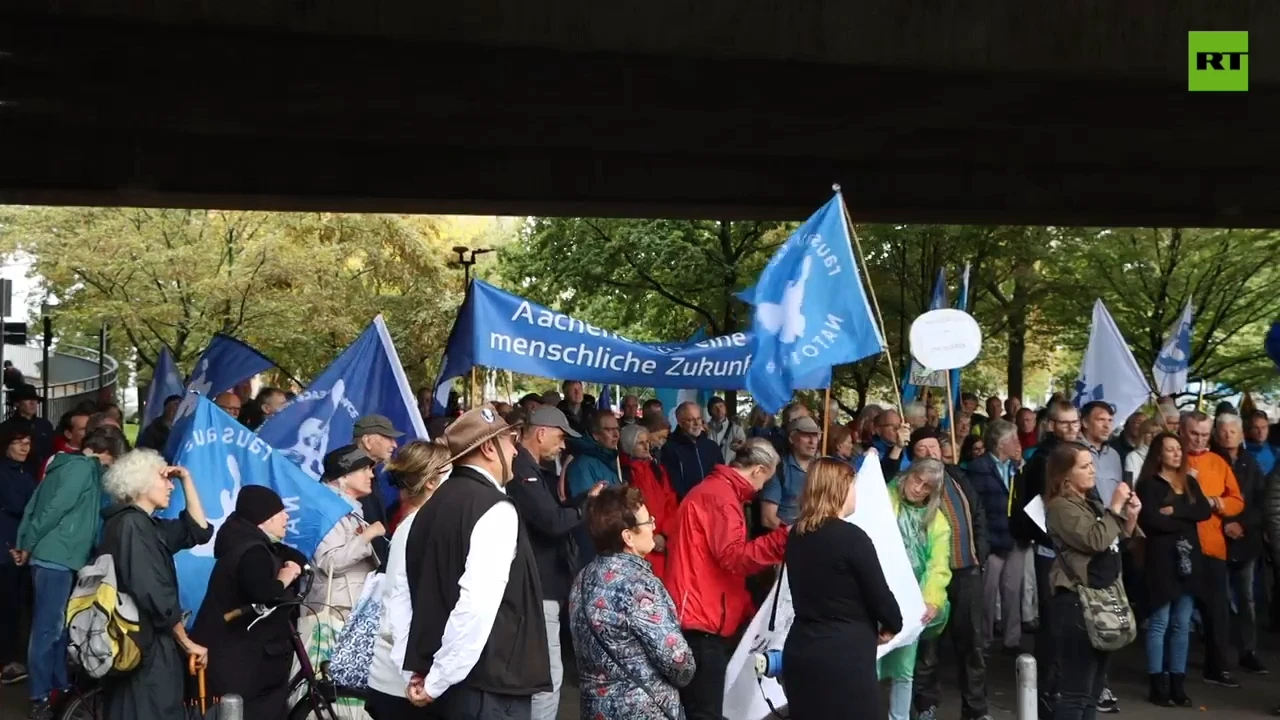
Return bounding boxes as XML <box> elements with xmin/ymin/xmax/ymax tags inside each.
<box><xmin>435</xmin><ymin>280</ymin><xmax>830</xmax><ymax>395</ymax></box>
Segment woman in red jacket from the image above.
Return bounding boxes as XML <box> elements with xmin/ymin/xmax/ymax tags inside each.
<box><xmin>619</xmin><ymin>423</ymin><xmax>679</xmax><ymax>581</ymax></box>
<box><xmin>665</xmin><ymin>437</ymin><xmax>789</xmax><ymax>720</ymax></box>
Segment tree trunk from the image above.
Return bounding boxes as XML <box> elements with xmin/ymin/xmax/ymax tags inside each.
<box><xmin>1006</xmin><ymin>262</ymin><xmax>1032</xmax><ymax>401</ymax></box>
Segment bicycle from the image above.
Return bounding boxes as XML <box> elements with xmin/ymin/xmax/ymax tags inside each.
<box><xmin>55</xmin><ymin>677</ymin><xmax>103</xmax><ymax>720</ymax></box>
<box><xmin>223</xmin><ymin>565</ymin><xmax>367</xmax><ymax>720</ymax></box>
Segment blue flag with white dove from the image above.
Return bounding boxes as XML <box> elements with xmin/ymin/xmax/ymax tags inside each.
<box><xmin>159</xmin><ymin>395</ymin><xmax>353</xmax><ymax>622</ymax></box>
<box><xmin>1074</xmin><ymin>299</ymin><xmax>1152</xmax><ymax>425</ymax></box>
<box><xmin>259</xmin><ymin>316</ymin><xmax>427</xmax><ymax>481</ymax></box>
<box><xmin>1152</xmin><ymin>299</ymin><xmax>1194</xmax><ymax>397</ymax></box>
<box><xmin>142</xmin><ymin>346</ymin><xmax>184</xmax><ymax>427</ymax></box>
<box><xmin>745</xmin><ymin>193</ymin><xmax>884</xmax><ymax>413</ymax></box>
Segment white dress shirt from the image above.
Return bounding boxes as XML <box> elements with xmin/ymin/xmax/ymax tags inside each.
<box><xmin>423</xmin><ymin>465</ymin><xmax>519</xmax><ymax>699</ymax></box>
<box><xmin>368</xmin><ymin>508</ymin><xmax>420</xmax><ymax>697</ymax></box>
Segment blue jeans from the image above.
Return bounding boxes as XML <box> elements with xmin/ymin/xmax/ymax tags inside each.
<box><xmin>888</xmin><ymin>677</ymin><xmax>913</xmax><ymax>720</ymax></box>
<box><xmin>28</xmin><ymin>564</ymin><xmax>73</xmax><ymax>701</ymax></box>
<box><xmin>1146</xmin><ymin>595</ymin><xmax>1195</xmax><ymax>674</ymax></box>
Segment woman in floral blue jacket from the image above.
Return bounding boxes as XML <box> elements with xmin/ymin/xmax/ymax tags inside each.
<box><xmin>569</xmin><ymin>486</ymin><xmax>695</xmax><ymax>720</ymax></box>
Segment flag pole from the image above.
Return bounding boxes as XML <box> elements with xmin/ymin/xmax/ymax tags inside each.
<box><xmin>835</xmin><ymin>184</ymin><xmax>902</xmax><ymax>413</ymax></box>
<box><xmin>821</xmin><ymin>386</ymin><xmax>832</xmax><ymax>456</ymax></box>
<box><xmin>945</xmin><ymin>374</ymin><xmax>959</xmax><ymax>463</ymax></box>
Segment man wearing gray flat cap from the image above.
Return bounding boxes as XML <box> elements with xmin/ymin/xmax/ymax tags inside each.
<box><xmin>508</xmin><ymin>406</ymin><xmax>604</xmax><ymax>720</ymax></box>
<box><xmin>354</xmin><ymin>414</ymin><xmax>405</xmax><ymax>570</ymax></box>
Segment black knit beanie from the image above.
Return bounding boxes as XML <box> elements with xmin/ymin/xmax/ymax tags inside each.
<box><xmin>235</xmin><ymin>485</ymin><xmax>286</xmax><ymax>526</ymax></box>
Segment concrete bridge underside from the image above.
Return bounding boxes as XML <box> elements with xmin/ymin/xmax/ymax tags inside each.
<box><xmin>1</xmin><ymin>3</ymin><xmax>1278</xmax><ymax>226</ymax></box>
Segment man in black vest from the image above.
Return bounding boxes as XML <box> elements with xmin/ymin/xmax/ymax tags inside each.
<box><xmin>405</xmin><ymin>404</ymin><xmax>551</xmax><ymax>719</ymax></box>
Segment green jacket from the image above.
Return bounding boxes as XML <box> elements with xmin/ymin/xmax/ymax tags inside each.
<box><xmin>16</xmin><ymin>453</ymin><xmax>106</xmax><ymax>570</ymax></box>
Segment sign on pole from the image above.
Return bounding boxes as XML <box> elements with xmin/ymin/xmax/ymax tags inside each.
<box><xmin>909</xmin><ymin>309</ymin><xmax>983</xmax><ymax>371</ymax></box>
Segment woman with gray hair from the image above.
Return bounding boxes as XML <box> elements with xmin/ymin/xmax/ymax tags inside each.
<box><xmin>619</xmin><ymin>424</ymin><xmax>678</xmax><ymax>581</ymax></box>
<box><xmin>98</xmin><ymin>449</ymin><xmax>212</xmax><ymax>720</ymax></box>
<box><xmin>880</xmin><ymin>457</ymin><xmax>953</xmax><ymax>720</ymax></box>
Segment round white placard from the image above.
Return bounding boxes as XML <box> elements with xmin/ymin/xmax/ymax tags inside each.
<box><xmin>909</xmin><ymin>309</ymin><xmax>982</xmax><ymax>371</ymax></box>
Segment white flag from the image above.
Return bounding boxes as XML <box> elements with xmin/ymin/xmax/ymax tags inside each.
<box><xmin>1074</xmin><ymin>299</ymin><xmax>1152</xmax><ymax>424</ymax></box>
<box><xmin>722</xmin><ymin>458</ymin><xmax>925</xmax><ymax>719</ymax></box>
<box><xmin>1152</xmin><ymin>300</ymin><xmax>1194</xmax><ymax>397</ymax></box>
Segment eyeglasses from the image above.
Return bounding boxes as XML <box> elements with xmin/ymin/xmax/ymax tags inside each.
<box><xmin>632</xmin><ymin>518</ymin><xmax>656</xmax><ymax>530</ymax></box>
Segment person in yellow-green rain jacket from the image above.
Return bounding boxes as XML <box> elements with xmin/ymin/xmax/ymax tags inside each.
<box><xmin>880</xmin><ymin>457</ymin><xmax>953</xmax><ymax>720</ymax></box>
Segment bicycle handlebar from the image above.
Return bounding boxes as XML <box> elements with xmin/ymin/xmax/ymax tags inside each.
<box><xmin>223</xmin><ymin>564</ymin><xmax>315</xmax><ymax>623</ymax></box>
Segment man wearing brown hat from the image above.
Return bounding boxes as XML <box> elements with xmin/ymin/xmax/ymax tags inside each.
<box><xmin>354</xmin><ymin>414</ymin><xmax>405</xmax><ymax>570</ymax></box>
<box><xmin>404</xmin><ymin>404</ymin><xmax>550</xmax><ymax>718</ymax></box>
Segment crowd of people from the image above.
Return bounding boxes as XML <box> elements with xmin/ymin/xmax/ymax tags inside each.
<box><xmin>2</xmin><ymin>376</ymin><xmax>1280</xmax><ymax>720</ymax></box>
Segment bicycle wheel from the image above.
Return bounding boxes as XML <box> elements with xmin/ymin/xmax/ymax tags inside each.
<box><xmin>287</xmin><ymin>686</ymin><xmax>370</xmax><ymax>720</ymax></box>
<box><xmin>58</xmin><ymin>687</ymin><xmax>104</xmax><ymax>720</ymax></box>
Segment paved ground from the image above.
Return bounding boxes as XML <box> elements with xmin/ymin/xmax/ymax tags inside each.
<box><xmin>4</xmin><ymin>633</ymin><xmax>1278</xmax><ymax>718</ymax></box>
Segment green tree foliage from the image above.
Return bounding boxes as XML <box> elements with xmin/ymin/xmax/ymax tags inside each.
<box><xmin>0</xmin><ymin>207</ymin><xmax>465</xmax><ymax>391</ymax></box>
<box><xmin>499</xmin><ymin>216</ymin><xmax>1280</xmax><ymax>411</ymax></box>
<box><xmin>499</xmin><ymin>217</ymin><xmax>790</xmax><ymax>340</ymax></box>
<box><xmin>1047</xmin><ymin>227</ymin><xmax>1280</xmax><ymax>401</ymax></box>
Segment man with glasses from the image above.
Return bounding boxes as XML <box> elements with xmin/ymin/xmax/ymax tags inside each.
<box><xmin>661</xmin><ymin>401</ymin><xmax>724</xmax><ymax>500</ymax></box>
<box><xmin>867</xmin><ymin>408</ymin><xmax>912</xmax><ymax>477</ymax></box>
<box><xmin>214</xmin><ymin>391</ymin><xmax>242</xmax><ymax>419</ymax></box>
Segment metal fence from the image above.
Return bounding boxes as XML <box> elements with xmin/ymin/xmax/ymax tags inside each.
<box><xmin>3</xmin><ymin>341</ymin><xmax>119</xmax><ymax>420</ymax></box>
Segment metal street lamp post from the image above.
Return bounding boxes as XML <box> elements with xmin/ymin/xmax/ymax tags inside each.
<box><xmin>451</xmin><ymin>246</ymin><xmax>494</xmax><ymax>409</ymax></box>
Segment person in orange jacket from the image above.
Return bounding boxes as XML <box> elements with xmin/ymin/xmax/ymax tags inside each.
<box><xmin>664</xmin><ymin>437</ymin><xmax>788</xmax><ymax>720</ymax></box>
<box><xmin>1180</xmin><ymin>412</ymin><xmax>1245</xmax><ymax>688</ymax></box>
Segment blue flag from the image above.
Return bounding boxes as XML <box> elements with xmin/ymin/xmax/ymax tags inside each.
<box><xmin>178</xmin><ymin>334</ymin><xmax>275</xmax><ymax>410</ymax></box>
<box><xmin>1267</xmin><ymin>321</ymin><xmax>1280</xmax><ymax>372</ymax></box>
<box><xmin>1152</xmin><ymin>299</ymin><xmax>1194</xmax><ymax>397</ymax></box>
<box><xmin>169</xmin><ymin>334</ymin><xmax>277</xmax><ymax>457</ymax></box>
<box><xmin>745</xmin><ymin>193</ymin><xmax>884</xmax><ymax>413</ymax></box>
<box><xmin>187</xmin><ymin>334</ymin><xmax>275</xmax><ymax>396</ymax></box>
<box><xmin>160</xmin><ymin>395</ymin><xmax>353</xmax><ymax>621</ymax></box>
<box><xmin>431</xmin><ymin>280</ymin><xmax>830</xmax><ymax>410</ymax></box>
<box><xmin>142</xmin><ymin>347</ymin><xmax>184</xmax><ymax>427</ymax></box>
<box><xmin>902</xmin><ymin>268</ymin><xmax>949</xmax><ymax>404</ymax></box>
<box><xmin>259</xmin><ymin>316</ymin><xmax>427</xmax><ymax>482</ymax></box>
<box><xmin>598</xmin><ymin>385</ymin><xmax>614</xmax><ymax>412</ymax></box>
